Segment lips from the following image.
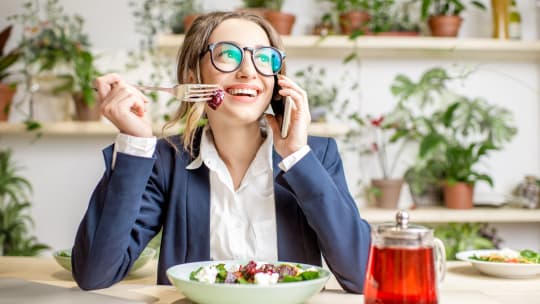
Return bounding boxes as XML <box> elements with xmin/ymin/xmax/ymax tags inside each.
<box><xmin>226</xmin><ymin>88</ymin><xmax>258</xmax><ymax>97</ymax></box>
<box><xmin>224</xmin><ymin>85</ymin><xmax>261</xmax><ymax>98</ymax></box>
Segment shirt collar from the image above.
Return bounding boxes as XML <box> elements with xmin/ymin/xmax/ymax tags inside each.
<box><xmin>185</xmin><ymin>125</ymin><xmax>274</xmax><ymax>174</ymax></box>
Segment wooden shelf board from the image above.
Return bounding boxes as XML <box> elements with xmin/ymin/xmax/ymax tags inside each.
<box><xmin>361</xmin><ymin>206</ymin><xmax>540</xmax><ymax>223</ymax></box>
<box><xmin>157</xmin><ymin>34</ymin><xmax>540</xmax><ymax>61</ymax></box>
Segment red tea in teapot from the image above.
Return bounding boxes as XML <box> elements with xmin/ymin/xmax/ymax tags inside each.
<box><xmin>364</xmin><ymin>246</ymin><xmax>438</xmax><ymax>304</ymax></box>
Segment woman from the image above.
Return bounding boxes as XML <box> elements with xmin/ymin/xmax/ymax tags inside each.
<box><xmin>72</xmin><ymin>11</ymin><xmax>371</xmax><ymax>293</ymax></box>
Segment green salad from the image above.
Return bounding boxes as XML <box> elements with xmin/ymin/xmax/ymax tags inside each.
<box><xmin>189</xmin><ymin>261</ymin><xmax>322</xmax><ymax>285</ymax></box>
<box><xmin>471</xmin><ymin>249</ymin><xmax>540</xmax><ymax>264</ymax></box>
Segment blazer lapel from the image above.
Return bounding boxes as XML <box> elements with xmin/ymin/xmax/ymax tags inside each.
<box><xmin>273</xmin><ymin>149</ymin><xmax>304</xmax><ymax>262</ymax></box>
<box><xmin>185</xmin><ymin>164</ymin><xmax>211</xmax><ymax>261</ymax></box>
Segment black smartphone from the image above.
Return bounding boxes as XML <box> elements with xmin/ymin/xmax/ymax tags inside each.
<box><xmin>270</xmin><ymin>76</ymin><xmax>292</xmax><ymax>138</ymax></box>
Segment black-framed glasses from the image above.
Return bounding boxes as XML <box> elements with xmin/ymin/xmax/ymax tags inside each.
<box><xmin>203</xmin><ymin>41</ymin><xmax>286</xmax><ymax>76</ymax></box>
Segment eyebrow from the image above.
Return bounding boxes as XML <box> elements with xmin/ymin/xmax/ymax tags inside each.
<box><xmin>209</xmin><ymin>41</ymin><xmax>271</xmax><ymax>48</ymax></box>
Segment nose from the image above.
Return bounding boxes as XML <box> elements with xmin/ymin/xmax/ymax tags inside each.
<box><xmin>236</xmin><ymin>51</ymin><xmax>257</xmax><ymax>79</ymax></box>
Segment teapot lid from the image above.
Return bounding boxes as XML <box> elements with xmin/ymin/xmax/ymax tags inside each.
<box><xmin>375</xmin><ymin>210</ymin><xmax>432</xmax><ymax>243</ymax></box>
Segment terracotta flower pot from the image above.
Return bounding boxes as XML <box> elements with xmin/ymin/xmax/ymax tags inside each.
<box><xmin>443</xmin><ymin>182</ymin><xmax>474</xmax><ymax>209</ymax></box>
<box><xmin>183</xmin><ymin>14</ymin><xmax>201</xmax><ymax>33</ymax></box>
<box><xmin>339</xmin><ymin>11</ymin><xmax>370</xmax><ymax>35</ymax></box>
<box><xmin>428</xmin><ymin>15</ymin><xmax>463</xmax><ymax>37</ymax></box>
<box><xmin>371</xmin><ymin>178</ymin><xmax>404</xmax><ymax>209</ymax></box>
<box><xmin>73</xmin><ymin>92</ymin><xmax>100</xmax><ymax>121</ymax></box>
<box><xmin>0</xmin><ymin>83</ymin><xmax>15</xmax><ymax>121</ymax></box>
<box><xmin>265</xmin><ymin>11</ymin><xmax>296</xmax><ymax>35</ymax></box>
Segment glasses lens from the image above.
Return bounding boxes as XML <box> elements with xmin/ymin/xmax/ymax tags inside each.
<box><xmin>253</xmin><ymin>47</ymin><xmax>282</xmax><ymax>76</ymax></box>
<box><xmin>211</xmin><ymin>42</ymin><xmax>243</xmax><ymax>72</ymax></box>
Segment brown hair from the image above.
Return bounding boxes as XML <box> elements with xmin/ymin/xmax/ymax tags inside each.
<box><xmin>162</xmin><ymin>11</ymin><xmax>286</xmax><ymax>157</ymax></box>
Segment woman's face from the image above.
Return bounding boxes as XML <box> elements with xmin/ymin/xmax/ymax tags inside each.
<box><xmin>199</xmin><ymin>18</ymin><xmax>276</xmax><ymax>127</ymax></box>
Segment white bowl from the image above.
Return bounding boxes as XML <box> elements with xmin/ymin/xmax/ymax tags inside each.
<box><xmin>166</xmin><ymin>260</ymin><xmax>330</xmax><ymax>304</ymax></box>
<box><xmin>456</xmin><ymin>249</ymin><xmax>540</xmax><ymax>279</ymax></box>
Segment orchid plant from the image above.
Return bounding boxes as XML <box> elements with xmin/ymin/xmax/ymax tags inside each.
<box><xmin>349</xmin><ymin>112</ymin><xmax>415</xmax><ymax>180</ymax></box>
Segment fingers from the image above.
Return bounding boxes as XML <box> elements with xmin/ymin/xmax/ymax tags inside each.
<box><xmin>94</xmin><ymin>73</ymin><xmax>122</xmax><ymax>100</ymax></box>
<box><xmin>277</xmin><ymin>75</ymin><xmax>310</xmax><ymax>122</ymax></box>
<box><xmin>101</xmin><ymin>81</ymin><xmax>149</xmax><ymax>118</ymax></box>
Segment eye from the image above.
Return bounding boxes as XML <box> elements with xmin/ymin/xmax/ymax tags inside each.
<box><xmin>255</xmin><ymin>50</ymin><xmax>272</xmax><ymax>65</ymax></box>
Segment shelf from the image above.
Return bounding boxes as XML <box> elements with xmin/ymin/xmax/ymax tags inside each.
<box><xmin>157</xmin><ymin>34</ymin><xmax>540</xmax><ymax>61</ymax></box>
<box><xmin>0</xmin><ymin>121</ymin><xmax>349</xmax><ymax>137</ymax></box>
<box><xmin>360</xmin><ymin>206</ymin><xmax>540</xmax><ymax>224</ymax></box>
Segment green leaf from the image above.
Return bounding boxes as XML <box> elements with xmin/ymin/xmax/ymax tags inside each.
<box><xmin>281</xmin><ymin>275</ymin><xmax>302</xmax><ymax>283</ymax></box>
<box><xmin>419</xmin><ymin>133</ymin><xmax>444</xmax><ymax>158</ymax></box>
<box><xmin>343</xmin><ymin>52</ymin><xmax>357</xmax><ymax>64</ymax></box>
<box><xmin>189</xmin><ymin>267</ymin><xmax>203</xmax><ymax>281</ymax></box>
<box><xmin>300</xmin><ymin>271</ymin><xmax>320</xmax><ymax>280</ymax></box>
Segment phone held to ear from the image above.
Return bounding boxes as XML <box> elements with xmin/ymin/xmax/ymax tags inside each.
<box><xmin>271</xmin><ymin>78</ymin><xmax>292</xmax><ymax>138</ymax></box>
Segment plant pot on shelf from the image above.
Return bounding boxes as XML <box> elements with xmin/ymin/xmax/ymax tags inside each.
<box><xmin>30</xmin><ymin>75</ymin><xmax>74</xmax><ymax>122</ymax></box>
<box><xmin>339</xmin><ymin>11</ymin><xmax>370</xmax><ymax>35</ymax></box>
<box><xmin>72</xmin><ymin>92</ymin><xmax>100</xmax><ymax>121</ymax></box>
<box><xmin>371</xmin><ymin>178</ymin><xmax>404</xmax><ymax>209</ymax></box>
<box><xmin>443</xmin><ymin>182</ymin><xmax>474</xmax><ymax>209</ymax></box>
<box><xmin>428</xmin><ymin>15</ymin><xmax>463</xmax><ymax>37</ymax></box>
<box><xmin>264</xmin><ymin>11</ymin><xmax>296</xmax><ymax>35</ymax></box>
<box><xmin>409</xmin><ymin>184</ymin><xmax>444</xmax><ymax>207</ymax></box>
<box><xmin>0</xmin><ymin>83</ymin><xmax>15</xmax><ymax>121</ymax></box>
<box><xmin>183</xmin><ymin>14</ymin><xmax>201</xmax><ymax>33</ymax></box>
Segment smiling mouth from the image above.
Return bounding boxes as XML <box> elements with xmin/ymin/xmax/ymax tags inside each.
<box><xmin>226</xmin><ymin>88</ymin><xmax>258</xmax><ymax>97</ymax></box>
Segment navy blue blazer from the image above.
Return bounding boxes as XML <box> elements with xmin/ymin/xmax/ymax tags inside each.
<box><xmin>72</xmin><ymin>134</ymin><xmax>371</xmax><ymax>293</ymax></box>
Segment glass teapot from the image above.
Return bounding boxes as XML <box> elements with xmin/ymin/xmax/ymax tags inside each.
<box><xmin>363</xmin><ymin>210</ymin><xmax>446</xmax><ymax>304</ymax></box>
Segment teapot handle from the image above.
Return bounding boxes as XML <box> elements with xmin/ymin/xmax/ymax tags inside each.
<box><xmin>433</xmin><ymin>238</ymin><xmax>446</xmax><ymax>283</ymax></box>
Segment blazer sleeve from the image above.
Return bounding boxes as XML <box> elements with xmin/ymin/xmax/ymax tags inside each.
<box><xmin>278</xmin><ymin>137</ymin><xmax>371</xmax><ymax>294</ymax></box>
<box><xmin>72</xmin><ymin>145</ymin><xmax>165</xmax><ymax>290</ymax></box>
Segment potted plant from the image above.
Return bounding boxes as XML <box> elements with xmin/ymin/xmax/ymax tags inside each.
<box><xmin>348</xmin><ymin>112</ymin><xmax>415</xmax><ymax>209</ymax></box>
<box><xmin>0</xmin><ymin>149</ymin><xmax>49</xmax><ymax>256</ymax></box>
<box><xmin>264</xmin><ymin>0</ymin><xmax>296</xmax><ymax>35</ymax></box>
<box><xmin>238</xmin><ymin>0</ymin><xmax>296</xmax><ymax>35</ymax></box>
<box><xmin>390</xmin><ymin>66</ymin><xmax>517</xmax><ymax>209</ymax></box>
<box><xmin>9</xmin><ymin>0</ymin><xmax>101</xmax><ymax>121</ymax></box>
<box><xmin>389</xmin><ymin>67</ymin><xmax>456</xmax><ymax>206</ymax></box>
<box><xmin>167</xmin><ymin>0</ymin><xmax>203</xmax><ymax>34</ymax></box>
<box><xmin>419</xmin><ymin>96</ymin><xmax>517</xmax><ymax>209</ymax></box>
<box><xmin>0</xmin><ymin>26</ymin><xmax>20</xmax><ymax>122</ymax></box>
<box><xmin>313</xmin><ymin>13</ymin><xmax>336</xmax><ymax>36</ymax></box>
<box><xmin>323</xmin><ymin>0</ymin><xmax>371</xmax><ymax>35</ymax></box>
<box><xmin>420</xmin><ymin>0</ymin><xmax>486</xmax><ymax>37</ymax></box>
<box><xmin>369</xmin><ymin>0</ymin><xmax>421</xmax><ymax>36</ymax></box>
<box><xmin>292</xmin><ymin>65</ymin><xmax>337</xmax><ymax>122</ymax></box>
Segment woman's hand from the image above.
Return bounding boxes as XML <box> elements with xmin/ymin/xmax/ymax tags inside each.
<box><xmin>266</xmin><ymin>75</ymin><xmax>311</xmax><ymax>158</ymax></box>
<box><xmin>94</xmin><ymin>73</ymin><xmax>153</xmax><ymax>138</ymax></box>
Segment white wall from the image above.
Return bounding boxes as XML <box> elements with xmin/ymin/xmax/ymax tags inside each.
<box><xmin>1</xmin><ymin>0</ymin><xmax>539</xmax><ymax>252</ymax></box>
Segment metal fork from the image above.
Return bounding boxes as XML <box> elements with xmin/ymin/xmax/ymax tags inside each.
<box><xmin>134</xmin><ymin>84</ymin><xmax>220</xmax><ymax>102</ymax></box>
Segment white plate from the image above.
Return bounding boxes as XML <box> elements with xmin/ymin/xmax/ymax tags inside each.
<box><xmin>456</xmin><ymin>249</ymin><xmax>540</xmax><ymax>279</ymax></box>
<box><xmin>166</xmin><ymin>260</ymin><xmax>330</xmax><ymax>304</ymax></box>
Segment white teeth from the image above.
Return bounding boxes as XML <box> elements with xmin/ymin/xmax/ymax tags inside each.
<box><xmin>227</xmin><ymin>88</ymin><xmax>257</xmax><ymax>97</ymax></box>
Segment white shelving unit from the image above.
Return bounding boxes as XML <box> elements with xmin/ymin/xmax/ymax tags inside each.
<box><xmin>157</xmin><ymin>34</ymin><xmax>540</xmax><ymax>61</ymax></box>
<box><xmin>4</xmin><ymin>35</ymin><xmax>539</xmax><ymax>226</ymax></box>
